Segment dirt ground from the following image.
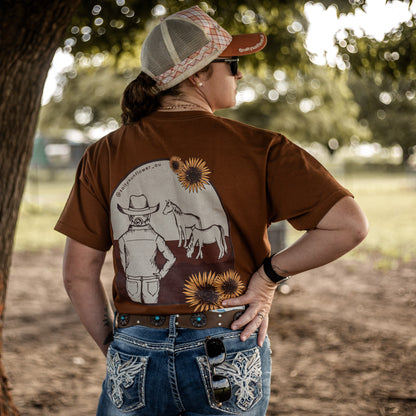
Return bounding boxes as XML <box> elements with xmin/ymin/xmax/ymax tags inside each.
<box><xmin>3</xmin><ymin>249</ymin><xmax>416</xmax><ymax>416</ymax></box>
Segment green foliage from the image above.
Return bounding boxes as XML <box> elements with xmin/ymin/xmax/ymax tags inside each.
<box><xmin>219</xmin><ymin>66</ymin><xmax>370</xmax><ymax>147</ymax></box>
<box><xmin>338</xmin><ymin>18</ymin><xmax>416</xmax><ymax>80</ymax></box>
<box><xmin>45</xmin><ymin>0</ymin><xmax>416</xmax><ymax>162</ymax></box>
<box><xmin>67</xmin><ymin>0</ymin><xmax>415</xmax><ymax>75</ymax></box>
<box><xmin>67</xmin><ymin>0</ymin><xmax>310</xmax><ymax>70</ymax></box>
<box><xmin>348</xmin><ymin>72</ymin><xmax>416</xmax><ymax>161</ymax></box>
<box><xmin>324</xmin><ymin>0</ymin><xmax>416</xmax><ymax>81</ymax></box>
<box><xmin>316</xmin><ymin>0</ymin><xmax>413</xmax><ymax>14</ymax></box>
<box><xmin>39</xmin><ymin>65</ymin><xmax>130</xmax><ymax>135</ymax></box>
<box><xmin>39</xmin><ymin>63</ymin><xmax>371</xmax><ymax>150</ymax></box>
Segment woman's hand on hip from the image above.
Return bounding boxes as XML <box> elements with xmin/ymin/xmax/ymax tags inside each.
<box><xmin>222</xmin><ymin>268</ymin><xmax>277</xmax><ymax>347</ymax></box>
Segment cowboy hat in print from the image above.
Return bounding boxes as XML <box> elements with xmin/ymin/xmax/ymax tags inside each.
<box><xmin>117</xmin><ymin>194</ymin><xmax>159</xmax><ymax>216</ymax></box>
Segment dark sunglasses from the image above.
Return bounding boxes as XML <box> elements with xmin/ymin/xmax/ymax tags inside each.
<box><xmin>205</xmin><ymin>337</ymin><xmax>232</xmax><ymax>404</ymax></box>
<box><xmin>212</xmin><ymin>57</ymin><xmax>239</xmax><ymax>76</ymax></box>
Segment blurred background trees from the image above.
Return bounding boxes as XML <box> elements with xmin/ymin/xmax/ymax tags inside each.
<box><xmin>40</xmin><ymin>0</ymin><xmax>416</xmax><ymax>168</ymax></box>
<box><xmin>349</xmin><ymin>73</ymin><xmax>416</xmax><ymax>164</ymax></box>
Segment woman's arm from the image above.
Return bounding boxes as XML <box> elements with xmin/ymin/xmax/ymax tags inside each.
<box><xmin>223</xmin><ymin>196</ymin><xmax>369</xmax><ymax>346</ymax></box>
<box><xmin>63</xmin><ymin>238</ymin><xmax>113</xmax><ymax>356</ymax></box>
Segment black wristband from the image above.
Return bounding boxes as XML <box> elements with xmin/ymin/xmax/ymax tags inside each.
<box><xmin>262</xmin><ymin>255</ymin><xmax>290</xmax><ymax>284</ymax></box>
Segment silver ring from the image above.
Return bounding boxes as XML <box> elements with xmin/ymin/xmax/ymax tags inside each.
<box><xmin>257</xmin><ymin>312</ymin><xmax>265</xmax><ymax>321</ymax></box>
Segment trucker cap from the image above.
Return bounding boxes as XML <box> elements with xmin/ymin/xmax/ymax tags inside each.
<box><xmin>141</xmin><ymin>6</ymin><xmax>267</xmax><ymax>91</ymax></box>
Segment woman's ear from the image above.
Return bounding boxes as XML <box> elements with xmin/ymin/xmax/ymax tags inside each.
<box><xmin>190</xmin><ymin>75</ymin><xmax>203</xmax><ymax>88</ymax></box>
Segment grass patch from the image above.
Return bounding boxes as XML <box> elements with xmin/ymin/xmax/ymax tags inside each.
<box><xmin>286</xmin><ymin>171</ymin><xmax>416</xmax><ymax>267</ymax></box>
<box><xmin>14</xmin><ymin>169</ymin><xmax>416</xmax><ymax>266</ymax></box>
<box><xmin>14</xmin><ymin>170</ymin><xmax>74</xmax><ymax>252</ymax></box>
<box><xmin>342</xmin><ymin>172</ymin><xmax>416</xmax><ymax>266</ymax></box>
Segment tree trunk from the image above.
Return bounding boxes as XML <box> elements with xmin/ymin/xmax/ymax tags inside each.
<box><xmin>0</xmin><ymin>1</ymin><xmax>80</xmax><ymax>413</ymax></box>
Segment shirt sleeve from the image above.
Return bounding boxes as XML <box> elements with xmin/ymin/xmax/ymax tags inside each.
<box><xmin>266</xmin><ymin>135</ymin><xmax>353</xmax><ymax>230</ymax></box>
<box><xmin>54</xmin><ymin>146</ymin><xmax>112</xmax><ymax>251</ymax></box>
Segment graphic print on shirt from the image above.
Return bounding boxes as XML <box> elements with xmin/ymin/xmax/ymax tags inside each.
<box><xmin>110</xmin><ymin>157</ymin><xmax>244</xmax><ymax>308</ymax></box>
<box><xmin>162</xmin><ymin>200</ymin><xmax>202</xmax><ymax>248</ymax></box>
<box><xmin>116</xmin><ymin>195</ymin><xmax>176</xmax><ymax>303</ymax></box>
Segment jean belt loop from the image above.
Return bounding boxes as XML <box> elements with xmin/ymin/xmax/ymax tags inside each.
<box><xmin>168</xmin><ymin>314</ymin><xmax>178</xmax><ymax>338</ymax></box>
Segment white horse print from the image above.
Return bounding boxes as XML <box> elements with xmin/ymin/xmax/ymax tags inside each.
<box><xmin>186</xmin><ymin>224</ymin><xmax>228</xmax><ymax>260</ymax></box>
<box><xmin>162</xmin><ymin>200</ymin><xmax>202</xmax><ymax>247</ymax></box>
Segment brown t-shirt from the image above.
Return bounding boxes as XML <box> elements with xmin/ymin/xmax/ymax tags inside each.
<box><xmin>55</xmin><ymin>110</ymin><xmax>352</xmax><ymax>315</ymax></box>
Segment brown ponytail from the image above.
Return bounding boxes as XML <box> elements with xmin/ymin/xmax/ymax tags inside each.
<box><xmin>121</xmin><ymin>72</ymin><xmax>179</xmax><ymax>124</ymax></box>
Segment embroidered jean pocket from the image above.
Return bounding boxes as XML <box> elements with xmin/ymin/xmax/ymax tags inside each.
<box><xmin>106</xmin><ymin>346</ymin><xmax>149</xmax><ymax>412</ymax></box>
<box><xmin>197</xmin><ymin>346</ymin><xmax>263</xmax><ymax>414</ymax></box>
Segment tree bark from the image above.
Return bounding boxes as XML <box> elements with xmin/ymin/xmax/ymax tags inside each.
<box><xmin>0</xmin><ymin>1</ymin><xmax>80</xmax><ymax>413</ymax></box>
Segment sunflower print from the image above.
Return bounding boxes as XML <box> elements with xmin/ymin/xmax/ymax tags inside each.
<box><xmin>214</xmin><ymin>270</ymin><xmax>245</xmax><ymax>299</ymax></box>
<box><xmin>170</xmin><ymin>156</ymin><xmax>183</xmax><ymax>173</ymax></box>
<box><xmin>177</xmin><ymin>157</ymin><xmax>211</xmax><ymax>193</ymax></box>
<box><xmin>183</xmin><ymin>271</ymin><xmax>222</xmax><ymax>312</ymax></box>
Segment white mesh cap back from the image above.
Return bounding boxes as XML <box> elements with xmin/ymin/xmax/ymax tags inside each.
<box><xmin>141</xmin><ymin>19</ymin><xmax>210</xmax><ymax>77</ymax></box>
<box><xmin>140</xmin><ymin>6</ymin><xmax>232</xmax><ymax>91</ymax></box>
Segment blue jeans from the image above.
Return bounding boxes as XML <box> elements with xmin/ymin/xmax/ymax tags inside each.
<box><xmin>96</xmin><ymin>315</ymin><xmax>271</xmax><ymax>415</ymax></box>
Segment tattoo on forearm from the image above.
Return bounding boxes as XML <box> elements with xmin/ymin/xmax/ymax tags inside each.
<box><xmin>103</xmin><ymin>308</ymin><xmax>111</xmax><ymax>327</ymax></box>
<box><xmin>272</xmin><ymin>264</ymin><xmax>290</xmax><ymax>276</ymax></box>
<box><xmin>103</xmin><ymin>307</ymin><xmax>114</xmax><ymax>346</ymax></box>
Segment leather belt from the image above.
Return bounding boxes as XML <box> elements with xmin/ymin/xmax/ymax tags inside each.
<box><xmin>115</xmin><ymin>308</ymin><xmax>245</xmax><ymax>330</ymax></box>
